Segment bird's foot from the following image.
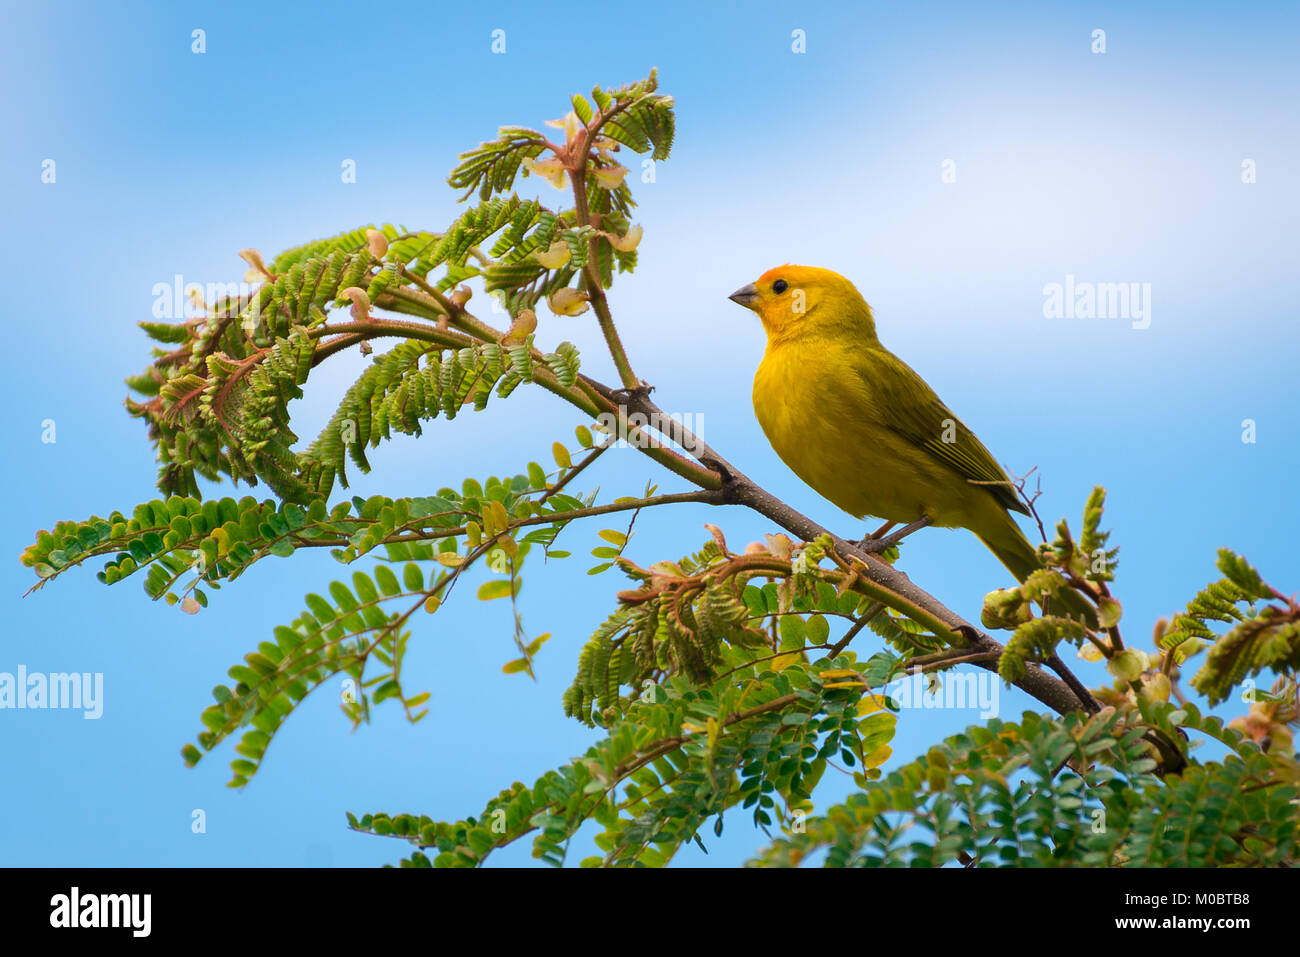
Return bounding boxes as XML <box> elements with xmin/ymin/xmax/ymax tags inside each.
<box><xmin>611</xmin><ymin>381</ymin><xmax>655</xmax><ymax>403</ymax></box>
<box><xmin>857</xmin><ymin>516</ymin><xmax>932</xmax><ymax>553</ymax></box>
<box><xmin>857</xmin><ymin>520</ymin><xmax>895</xmax><ymax>552</ymax></box>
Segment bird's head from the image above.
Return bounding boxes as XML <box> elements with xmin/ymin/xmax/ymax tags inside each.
<box><xmin>728</xmin><ymin>265</ymin><xmax>877</xmax><ymax>342</ymax></box>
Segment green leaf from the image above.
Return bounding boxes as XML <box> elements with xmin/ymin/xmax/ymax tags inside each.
<box><xmin>806</xmin><ymin>614</ymin><xmax>830</xmax><ymax>644</ymax></box>
<box><xmin>1216</xmin><ymin>549</ymin><xmax>1269</xmax><ymax>600</ymax></box>
<box><xmin>374</xmin><ymin>564</ymin><xmax>401</xmax><ymax>597</ymax></box>
<box><xmin>353</xmin><ymin>572</ymin><xmax>379</xmax><ymax>604</ymax></box>
<box><xmin>269</xmin><ymin>539</ymin><xmax>295</xmax><ymax>558</ymax></box>
<box><xmin>477</xmin><ymin>579</ymin><xmax>514</xmax><ymax>600</ymax></box>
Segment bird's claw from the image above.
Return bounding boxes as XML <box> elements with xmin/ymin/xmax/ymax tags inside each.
<box><xmin>856</xmin><ymin>535</ymin><xmax>893</xmax><ymax>554</ymax></box>
<box><xmin>611</xmin><ymin>382</ymin><xmax>655</xmax><ymax>403</ymax></box>
<box><xmin>857</xmin><ymin>516</ymin><xmax>933</xmax><ymax>553</ymax></box>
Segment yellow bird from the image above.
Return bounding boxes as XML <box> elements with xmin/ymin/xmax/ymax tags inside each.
<box><xmin>730</xmin><ymin>264</ymin><xmax>1042</xmax><ymax>584</ymax></box>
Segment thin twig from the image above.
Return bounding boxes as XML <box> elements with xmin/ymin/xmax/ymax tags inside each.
<box><xmin>1047</xmin><ymin>654</ymin><xmax>1102</xmax><ymax>714</ymax></box>
<box><xmin>826</xmin><ymin>603</ymin><xmax>884</xmax><ymax>657</ymax></box>
<box><xmin>539</xmin><ymin>437</ymin><xmax>614</xmax><ymax>504</ymax></box>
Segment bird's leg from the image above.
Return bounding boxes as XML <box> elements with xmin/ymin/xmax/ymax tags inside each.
<box><xmin>610</xmin><ymin>381</ymin><xmax>655</xmax><ymax>403</ymax></box>
<box><xmin>857</xmin><ymin>516</ymin><xmax>932</xmax><ymax>553</ymax></box>
<box><xmin>856</xmin><ymin>520</ymin><xmax>894</xmax><ymax>550</ymax></box>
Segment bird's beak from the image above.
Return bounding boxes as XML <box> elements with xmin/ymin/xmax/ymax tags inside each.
<box><xmin>728</xmin><ymin>282</ymin><xmax>759</xmax><ymax>309</ymax></box>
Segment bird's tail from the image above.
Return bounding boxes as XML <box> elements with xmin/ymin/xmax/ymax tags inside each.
<box><xmin>977</xmin><ymin>512</ymin><xmax>1042</xmax><ymax>584</ymax></box>
<box><xmin>976</xmin><ymin>511</ymin><xmax>1098</xmax><ymax>628</ymax></box>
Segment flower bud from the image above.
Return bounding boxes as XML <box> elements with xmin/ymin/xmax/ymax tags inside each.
<box><xmin>763</xmin><ymin>533</ymin><xmax>794</xmax><ymax>560</ymax></box>
<box><xmin>238</xmin><ymin>248</ymin><xmax>272</xmax><ymax>279</ymax></box>
<box><xmin>365</xmin><ymin>228</ymin><xmax>389</xmax><ymax>259</ymax></box>
<box><xmin>522</xmin><ymin>156</ymin><xmax>568</xmax><ymax>190</ymax></box>
<box><xmin>981</xmin><ymin>587</ymin><xmax>1031</xmax><ymax>630</ymax></box>
<box><xmin>534</xmin><ymin>240</ymin><xmax>571</xmax><ymax>269</ymax></box>
<box><xmin>1076</xmin><ymin>642</ymin><xmax>1106</xmax><ymax>662</ymax></box>
<box><xmin>591</xmin><ymin>163</ymin><xmax>628</xmax><ymax>190</ymax></box>
<box><xmin>1137</xmin><ymin>672</ymin><xmax>1171</xmax><ymax>703</ymax></box>
<box><xmin>544</xmin><ymin>111</ymin><xmax>583</xmax><ymax>144</ymax></box>
<box><xmin>609</xmin><ymin>225</ymin><xmax>642</xmax><ymax>252</ymax></box>
<box><xmin>339</xmin><ymin>286</ymin><xmax>372</xmax><ymax>321</ymax></box>
<box><xmin>502</xmin><ymin>308</ymin><xmax>537</xmax><ymax>345</ymax></box>
<box><xmin>1096</xmin><ymin>595</ymin><xmax>1122</xmax><ymax>629</ymax></box>
<box><xmin>547</xmin><ymin>287</ymin><xmax>590</xmax><ymax>316</ymax></box>
<box><xmin>1107</xmin><ymin>648</ymin><xmax>1149</xmax><ymax>682</ymax></box>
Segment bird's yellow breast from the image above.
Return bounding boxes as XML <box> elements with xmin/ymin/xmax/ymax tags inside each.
<box><xmin>736</xmin><ymin>262</ymin><xmax>1046</xmax><ymax>588</ymax></box>
<box><xmin>752</xmin><ymin>337</ymin><xmax>974</xmax><ymax>528</ymax></box>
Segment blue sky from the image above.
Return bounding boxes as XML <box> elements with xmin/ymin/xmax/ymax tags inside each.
<box><xmin>2</xmin><ymin>0</ymin><xmax>1297</xmax><ymax>866</ymax></box>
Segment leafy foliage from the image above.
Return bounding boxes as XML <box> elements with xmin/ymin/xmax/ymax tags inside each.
<box><xmin>561</xmin><ymin>536</ymin><xmax>885</xmax><ymax>726</ymax></box>
<box><xmin>982</xmin><ymin>488</ymin><xmax>1118</xmax><ymax>680</ymax></box>
<box><xmin>752</xmin><ymin>701</ymin><xmax>1298</xmax><ymax>867</ymax></box>
<box><xmin>297</xmin><ymin>336</ymin><xmax>579</xmax><ymax>495</ymax></box>
<box><xmin>22</xmin><ymin>71</ymin><xmax>1300</xmax><ymax>869</ymax></box>
<box><xmin>1185</xmin><ymin>550</ymin><xmax>1300</xmax><ymax>705</ymax></box>
<box><xmin>352</xmin><ymin>651</ymin><xmax>895</xmax><ymax>867</ymax></box>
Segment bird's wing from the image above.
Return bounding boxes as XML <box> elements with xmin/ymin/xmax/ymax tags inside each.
<box><xmin>857</xmin><ymin>346</ymin><xmax>1030</xmax><ymax>516</ymax></box>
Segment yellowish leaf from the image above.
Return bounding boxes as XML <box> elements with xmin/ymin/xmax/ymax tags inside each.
<box><xmin>771</xmin><ymin>650</ymin><xmax>804</xmax><ymax>672</ymax></box>
<box><xmin>533</xmin><ymin>240</ymin><xmax>570</xmax><ymax>269</ymax></box>
<box><xmin>591</xmin><ymin>163</ymin><xmax>628</xmax><ymax>189</ymax></box>
<box><xmin>862</xmin><ymin>744</ymin><xmax>893</xmax><ymax>769</ymax></box>
<box><xmin>477</xmin><ymin>580</ymin><xmax>513</xmax><ymax>601</ymax></box>
<box><xmin>502</xmin><ymin>657</ymin><xmax>531</xmax><ymax>675</ymax></box>
<box><xmin>547</xmin><ymin>287</ymin><xmax>590</xmax><ymax>316</ymax></box>
<box><xmin>609</xmin><ymin>224</ymin><xmax>642</xmax><ymax>252</ymax></box>
<box><xmin>521</xmin><ymin>156</ymin><xmax>567</xmax><ymax>190</ymax></box>
<box><xmin>856</xmin><ymin>694</ymin><xmax>890</xmax><ymax>716</ymax></box>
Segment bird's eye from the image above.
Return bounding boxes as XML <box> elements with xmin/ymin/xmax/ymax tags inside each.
<box><xmin>772</xmin><ymin>279</ymin><xmax>788</xmax><ymax>294</ymax></box>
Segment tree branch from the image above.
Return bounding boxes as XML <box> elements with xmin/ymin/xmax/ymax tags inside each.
<box><xmin>569</xmin><ymin>165</ymin><xmax>640</xmax><ymax>391</ymax></box>
<box><xmin>595</xmin><ymin>386</ymin><xmax>1092</xmax><ymax>717</ymax></box>
<box><xmin>288</xmin><ymin>489</ymin><xmax>724</xmax><ymax>550</ymax></box>
<box><xmin>314</xmin><ymin>291</ymin><xmax>1091</xmax><ymax>717</ymax></box>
